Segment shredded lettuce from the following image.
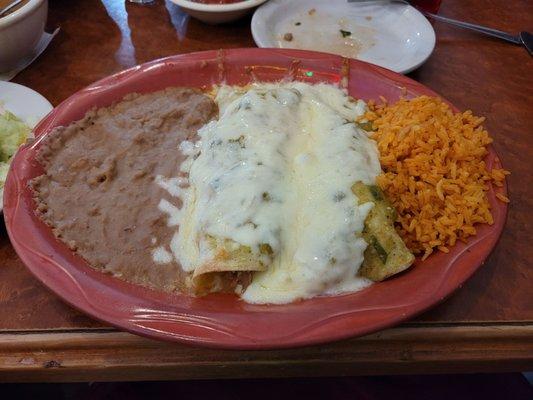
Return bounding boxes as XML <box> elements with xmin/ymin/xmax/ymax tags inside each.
<box><xmin>0</xmin><ymin>110</ymin><xmax>30</xmax><ymax>188</ymax></box>
<box><xmin>0</xmin><ymin>162</ymin><xmax>9</xmax><ymax>189</ymax></box>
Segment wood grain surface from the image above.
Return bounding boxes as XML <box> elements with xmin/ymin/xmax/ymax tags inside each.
<box><xmin>1</xmin><ymin>324</ymin><xmax>532</xmax><ymax>382</ymax></box>
<box><xmin>0</xmin><ymin>0</ymin><xmax>532</xmax><ymax>381</ymax></box>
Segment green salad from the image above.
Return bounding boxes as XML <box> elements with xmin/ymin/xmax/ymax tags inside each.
<box><xmin>0</xmin><ymin>107</ymin><xmax>30</xmax><ymax>193</ymax></box>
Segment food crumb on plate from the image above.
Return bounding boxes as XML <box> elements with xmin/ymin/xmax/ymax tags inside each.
<box><xmin>340</xmin><ymin>29</ymin><xmax>352</xmax><ymax>38</ymax></box>
<box><xmin>496</xmin><ymin>193</ymin><xmax>510</xmax><ymax>203</ymax></box>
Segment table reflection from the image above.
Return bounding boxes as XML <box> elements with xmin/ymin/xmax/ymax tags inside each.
<box><xmin>100</xmin><ymin>0</ymin><xmax>190</xmax><ymax>68</ymax></box>
<box><xmin>165</xmin><ymin>0</ymin><xmax>189</xmax><ymax>41</ymax></box>
<box><xmin>101</xmin><ymin>0</ymin><xmax>136</xmax><ymax>67</ymax></box>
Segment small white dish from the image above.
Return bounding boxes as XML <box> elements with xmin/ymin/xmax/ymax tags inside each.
<box><xmin>0</xmin><ymin>0</ymin><xmax>48</xmax><ymax>73</ymax></box>
<box><xmin>0</xmin><ymin>81</ymin><xmax>52</xmax><ymax>212</ymax></box>
<box><xmin>0</xmin><ymin>27</ymin><xmax>59</xmax><ymax>82</ymax></box>
<box><xmin>171</xmin><ymin>0</ymin><xmax>268</xmax><ymax>24</ymax></box>
<box><xmin>251</xmin><ymin>0</ymin><xmax>436</xmax><ymax>74</ymax></box>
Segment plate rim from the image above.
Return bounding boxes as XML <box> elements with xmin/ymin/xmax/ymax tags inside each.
<box><xmin>251</xmin><ymin>0</ymin><xmax>436</xmax><ymax>74</ymax></box>
<box><xmin>3</xmin><ymin>48</ymin><xmax>508</xmax><ymax>349</ymax></box>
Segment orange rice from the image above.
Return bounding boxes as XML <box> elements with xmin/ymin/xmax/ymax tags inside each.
<box><xmin>363</xmin><ymin>96</ymin><xmax>510</xmax><ymax>259</ymax></box>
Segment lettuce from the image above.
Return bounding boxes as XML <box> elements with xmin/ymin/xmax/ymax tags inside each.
<box><xmin>0</xmin><ymin>111</ymin><xmax>30</xmax><ymax>163</ymax></box>
<box><xmin>0</xmin><ymin>110</ymin><xmax>30</xmax><ymax>191</ymax></box>
<box><xmin>0</xmin><ymin>162</ymin><xmax>9</xmax><ymax>189</ymax></box>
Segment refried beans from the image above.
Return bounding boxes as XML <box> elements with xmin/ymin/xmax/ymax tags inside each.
<box><xmin>30</xmin><ymin>88</ymin><xmax>217</xmax><ymax>292</ymax></box>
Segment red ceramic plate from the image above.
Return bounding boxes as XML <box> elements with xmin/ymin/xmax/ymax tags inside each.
<box><xmin>3</xmin><ymin>49</ymin><xmax>508</xmax><ymax>349</ymax></box>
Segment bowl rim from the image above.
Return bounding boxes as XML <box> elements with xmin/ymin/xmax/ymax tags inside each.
<box><xmin>0</xmin><ymin>0</ymin><xmax>45</xmax><ymax>29</ymax></box>
<box><xmin>170</xmin><ymin>0</ymin><xmax>267</xmax><ymax>13</ymax></box>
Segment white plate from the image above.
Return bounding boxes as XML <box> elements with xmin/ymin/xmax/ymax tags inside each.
<box><xmin>0</xmin><ymin>81</ymin><xmax>52</xmax><ymax>211</ymax></box>
<box><xmin>0</xmin><ymin>81</ymin><xmax>53</xmax><ymax>128</ymax></box>
<box><xmin>251</xmin><ymin>0</ymin><xmax>436</xmax><ymax>74</ymax></box>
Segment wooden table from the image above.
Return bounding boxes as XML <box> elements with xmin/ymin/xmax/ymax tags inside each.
<box><xmin>1</xmin><ymin>0</ymin><xmax>532</xmax><ymax>382</ymax></box>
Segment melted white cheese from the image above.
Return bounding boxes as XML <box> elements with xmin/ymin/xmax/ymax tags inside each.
<box><xmin>176</xmin><ymin>85</ymin><xmax>302</xmax><ymax>272</ymax></box>
<box><xmin>157</xmin><ymin>199</ymin><xmax>181</xmax><ymax>227</ymax></box>
<box><xmin>152</xmin><ymin>246</ymin><xmax>173</xmax><ymax>264</ymax></box>
<box><xmin>155</xmin><ymin>175</ymin><xmax>188</xmax><ymax>197</ymax></box>
<box><xmin>170</xmin><ymin>82</ymin><xmax>381</xmax><ymax>303</ymax></box>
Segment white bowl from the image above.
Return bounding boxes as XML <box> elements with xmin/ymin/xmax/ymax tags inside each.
<box><xmin>170</xmin><ymin>0</ymin><xmax>268</xmax><ymax>24</ymax></box>
<box><xmin>0</xmin><ymin>0</ymin><xmax>48</xmax><ymax>73</ymax></box>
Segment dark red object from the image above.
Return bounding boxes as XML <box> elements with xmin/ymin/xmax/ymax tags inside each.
<box><xmin>411</xmin><ymin>0</ymin><xmax>443</xmax><ymax>14</ymax></box>
<box><xmin>3</xmin><ymin>48</ymin><xmax>508</xmax><ymax>349</ymax></box>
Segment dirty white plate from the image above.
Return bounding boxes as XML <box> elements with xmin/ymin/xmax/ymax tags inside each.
<box><xmin>251</xmin><ymin>0</ymin><xmax>436</xmax><ymax>74</ymax></box>
<box><xmin>0</xmin><ymin>81</ymin><xmax>52</xmax><ymax>211</ymax></box>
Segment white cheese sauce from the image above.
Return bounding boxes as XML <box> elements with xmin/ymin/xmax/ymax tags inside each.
<box><xmin>164</xmin><ymin>82</ymin><xmax>381</xmax><ymax>304</ymax></box>
<box><xmin>152</xmin><ymin>246</ymin><xmax>173</xmax><ymax>264</ymax></box>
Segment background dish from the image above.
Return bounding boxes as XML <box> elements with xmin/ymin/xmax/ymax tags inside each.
<box><xmin>170</xmin><ymin>0</ymin><xmax>268</xmax><ymax>24</ymax></box>
<box><xmin>0</xmin><ymin>0</ymin><xmax>47</xmax><ymax>73</ymax></box>
<box><xmin>3</xmin><ymin>48</ymin><xmax>507</xmax><ymax>349</ymax></box>
<box><xmin>0</xmin><ymin>81</ymin><xmax>53</xmax><ymax>127</ymax></box>
<box><xmin>0</xmin><ymin>80</ymin><xmax>52</xmax><ymax>212</ymax></box>
<box><xmin>252</xmin><ymin>0</ymin><xmax>436</xmax><ymax>74</ymax></box>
